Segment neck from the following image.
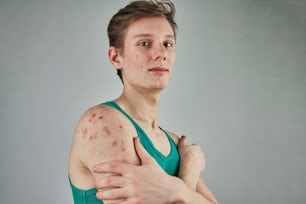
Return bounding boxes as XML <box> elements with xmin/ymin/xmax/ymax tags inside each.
<box><xmin>116</xmin><ymin>87</ymin><xmax>162</xmax><ymax>130</ymax></box>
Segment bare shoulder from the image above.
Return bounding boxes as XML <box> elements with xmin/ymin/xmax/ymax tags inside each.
<box><xmin>69</xmin><ymin>103</ymin><xmax>139</xmax><ymax>189</ymax></box>
<box><xmin>166</xmin><ymin>130</ymin><xmax>181</xmax><ymax>145</ymax></box>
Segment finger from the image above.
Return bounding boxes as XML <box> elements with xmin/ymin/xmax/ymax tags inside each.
<box><xmin>133</xmin><ymin>137</ymin><xmax>154</xmax><ymax>165</ymax></box>
<box><xmin>96</xmin><ymin>176</ymin><xmax>131</xmax><ymax>189</ymax></box>
<box><xmin>96</xmin><ymin>186</ymin><xmax>134</xmax><ymax>201</ymax></box>
<box><xmin>93</xmin><ymin>161</ymin><xmax>134</xmax><ymax>175</ymax></box>
<box><xmin>178</xmin><ymin>135</ymin><xmax>188</xmax><ymax>148</ymax></box>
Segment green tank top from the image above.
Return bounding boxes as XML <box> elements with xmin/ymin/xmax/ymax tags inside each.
<box><xmin>70</xmin><ymin>101</ymin><xmax>180</xmax><ymax>204</ymax></box>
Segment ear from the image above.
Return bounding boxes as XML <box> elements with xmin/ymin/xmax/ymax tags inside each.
<box><xmin>108</xmin><ymin>47</ymin><xmax>122</xmax><ymax>69</ymax></box>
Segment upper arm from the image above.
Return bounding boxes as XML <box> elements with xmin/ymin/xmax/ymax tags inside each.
<box><xmin>69</xmin><ymin>105</ymin><xmax>140</xmax><ymax>188</ymax></box>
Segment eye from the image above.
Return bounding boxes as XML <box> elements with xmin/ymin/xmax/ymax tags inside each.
<box><xmin>164</xmin><ymin>42</ymin><xmax>174</xmax><ymax>48</ymax></box>
<box><xmin>138</xmin><ymin>41</ymin><xmax>150</xmax><ymax>47</ymax></box>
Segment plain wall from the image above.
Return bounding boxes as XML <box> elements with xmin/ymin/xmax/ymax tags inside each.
<box><xmin>0</xmin><ymin>0</ymin><xmax>305</xmax><ymax>203</ymax></box>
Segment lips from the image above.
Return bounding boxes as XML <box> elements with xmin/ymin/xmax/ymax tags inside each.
<box><xmin>148</xmin><ymin>67</ymin><xmax>169</xmax><ymax>74</ymax></box>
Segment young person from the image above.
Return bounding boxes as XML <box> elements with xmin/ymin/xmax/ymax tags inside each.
<box><xmin>68</xmin><ymin>1</ymin><xmax>218</xmax><ymax>203</ymax></box>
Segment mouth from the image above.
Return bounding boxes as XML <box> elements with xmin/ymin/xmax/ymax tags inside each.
<box><xmin>148</xmin><ymin>67</ymin><xmax>169</xmax><ymax>75</ymax></box>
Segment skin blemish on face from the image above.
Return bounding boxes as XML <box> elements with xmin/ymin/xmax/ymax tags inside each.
<box><xmin>99</xmin><ymin>116</ymin><xmax>104</xmax><ymax>120</ymax></box>
<box><xmin>119</xmin><ymin>125</ymin><xmax>123</xmax><ymax>129</ymax></box>
<box><xmin>103</xmin><ymin>126</ymin><xmax>111</xmax><ymax>136</ymax></box>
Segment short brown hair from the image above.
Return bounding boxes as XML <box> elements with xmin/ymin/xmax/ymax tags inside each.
<box><xmin>107</xmin><ymin>0</ymin><xmax>177</xmax><ymax>81</ymax></box>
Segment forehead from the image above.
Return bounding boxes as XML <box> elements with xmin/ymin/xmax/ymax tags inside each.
<box><xmin>124</xmin><ymin>17</ymin><xmax>175</xmax><ymax>40</ymax></box>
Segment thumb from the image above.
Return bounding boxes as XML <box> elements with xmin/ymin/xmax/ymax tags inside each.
<box><xmin>133</xmin><ymin>137</ymin><xmax>155</xmax><ymax>165</ymax></box>
<box><xmin>178</xmin><ymin>135</ymin><xmax>188</xmax><ymax>149</ymax></box>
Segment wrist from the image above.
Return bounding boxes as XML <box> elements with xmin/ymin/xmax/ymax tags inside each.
<box><xmin>167</xmin><ymin>177</ymin><xmax>190</xmax><ymax>204</ymax></box>
<box><xmin>179</xmin><ymin>173</ymin><xmax>200</xmax><ymax>191</ymax></box>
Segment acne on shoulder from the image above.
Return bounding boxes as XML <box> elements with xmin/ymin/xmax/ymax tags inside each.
<box><xmin>112</xmin><ymin>140</ymin><xmax>118</xmax><ymax>146</ymax></box>
<box><xmin>80</xmin><ymin>108</ymin><xmax>131</xmax><ymax>154</ymax></box>
<box><xmin>103</xmin><ymin>126</ymin><xmax>112</xmax><ymax>136</ymax></box>
<box><xmin>88</xmin><ymin>112</ymin><xmax>105</xmax><ymax>123</ymax></box>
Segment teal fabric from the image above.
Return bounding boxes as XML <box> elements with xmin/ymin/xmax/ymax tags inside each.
<box><xmin>70</xmin><ymin>178</ymin><xmax>101</xmax><ymax>204</ymax></box>
<box><xmin>70</xmin><ymin>101</ymin><xmax>180</xmax><ymax>204</ymax></box>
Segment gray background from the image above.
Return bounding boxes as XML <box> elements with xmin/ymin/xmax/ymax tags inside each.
<box><xmin>0</xmin><ymin>0</ymin><xmax>305</xmax><ymax>203</ymax></box>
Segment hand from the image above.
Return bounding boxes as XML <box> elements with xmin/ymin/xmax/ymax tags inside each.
<box><xmin>93</xmin><ymin>137</ymin><xmax>179</xmax><ymax>204</ymax></box>
<box><xmin>178</xmin><ymin>135</ymin><xmax>206</xmax><ymax>190</ymax></box>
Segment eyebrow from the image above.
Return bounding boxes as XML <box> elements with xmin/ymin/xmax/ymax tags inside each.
<box><xmin>132</xmin><ymin>33</ymin><xmax>175</xmax><ymax>39</ymax></box>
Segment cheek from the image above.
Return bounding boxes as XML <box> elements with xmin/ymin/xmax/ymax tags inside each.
<box><xmin>132</xmin><ymin>54</ymin><xmax>146</xmax><ymax>69</ymax></box>
<box><xmin>166</xmin><ymin>52</ymin><xmax>175</xmax><ymax>67</ymax></box>
<box><xmin>170</xmin><ymin>50</ymin><xmax>176</xmax><ymax>61</ymax></box>
<box><xmin>135</xmin><ymin>54</ymin><xmax>147</xmax><ymax>63</ymax></box>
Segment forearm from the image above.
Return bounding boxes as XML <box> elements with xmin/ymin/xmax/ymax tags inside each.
<box><xmin>170</xmin><ymin>177</ymin><xmax>218</xmax><ymax>204</ymax></box>
<box><xmin>179</xmin><ymin>172</ymin><xmax>199</xmax><ymax>190</ymax></box>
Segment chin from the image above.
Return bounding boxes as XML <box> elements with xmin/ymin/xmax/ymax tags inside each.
<box><xmin>149</xmin><ymin>82</ymin><xmax>169</xmax><ymax>90</ymax></box>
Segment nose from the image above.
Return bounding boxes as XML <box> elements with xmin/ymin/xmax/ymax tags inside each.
<box><xmin>152</xmin><ymin>42</ymin><xmax>167</xmax><ymax>61</ymax></box>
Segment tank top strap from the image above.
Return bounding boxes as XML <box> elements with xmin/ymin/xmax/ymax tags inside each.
<box><xmin>103</xmin><ymin>101</ymin><xmax>179</xmax><ymax>168</ymax></box>
<box><xmin>103</xmin><ymin>101</ymin><xmax>141</xmax><ymax>129</ymax></box>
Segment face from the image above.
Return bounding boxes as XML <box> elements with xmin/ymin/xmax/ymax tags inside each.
<box><xmin>114</xmin><ymin>17</ymin><xmax>176</xmax><ymax>91</ymax></box>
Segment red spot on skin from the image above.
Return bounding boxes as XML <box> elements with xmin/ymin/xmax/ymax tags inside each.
<box><xmin>89</xmin><ymin>113</ymin><xmax>96</xmax><ymax>122</ymax></box>
<box><xmin>99</xmin><ymin>116</ymin><xmax>104</xmax><ymax>120</ymax></box>
<box><xmin>112</xmin><ymin>140</ymin><xmax>117</xmax><ymax>146</ymax></box>
<box><xmin>103</xmin><ymin>126</ymin><xmax>111</xmax><ymax>136</ymax></box>
<box><xmin>89</xmin><ymin>131</ymin><xmax>97</xmax><ymax>141</ymax></box>
<box><xmin>121</xmin><ymin>147</ymin><xmax>126</xmax><ymax>152</ymax></box>
<box><xmin>119</xmin><ymin>125</ymin><xmax>123</xmax><ymax>129</ymax></box>
<box><xmin>81</xmin><ymin>128</ymin><xmax>88</xmax><ymax>139</ymax></box>
<box><xmin>82</xmin><ymin>128</ymin><xmax>88</xmax><ymax>135</ymax></box>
